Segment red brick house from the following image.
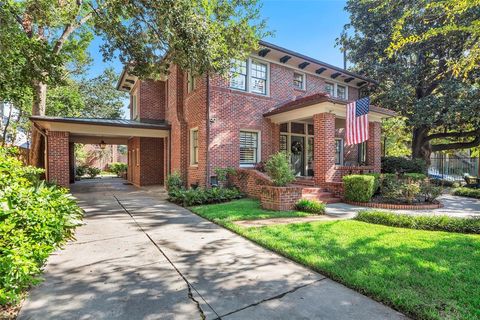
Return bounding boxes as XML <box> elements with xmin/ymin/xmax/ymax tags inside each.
<box><xmin>31</xmin><ymin>41</ymin><xmax>394</xmax><ymax>191</ymax></box>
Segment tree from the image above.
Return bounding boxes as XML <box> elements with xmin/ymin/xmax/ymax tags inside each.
<box><xmin>0</xmin><ymin>0</ymin><xmax>267</xmax><ymax>166</ymax></box>
<box><xmin>78</xmin><ymin>68</ymin><xmax>126</xmax><ymax>118</ymax></box>
<box><xmin>340</xmin><ymin>0</ymin><xmax>480</xmax><ymax>162</ymax></box>
<box><xmin>382</xmin><ymin>117</ymin><xmax>411</xmax><ymax>157</ymax></box>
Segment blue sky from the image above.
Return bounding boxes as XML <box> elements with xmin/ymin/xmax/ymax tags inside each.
<box><xmin>86</xmin><ymin>0</ymin><xmax>349</xmax><ymax>78</ymax></box>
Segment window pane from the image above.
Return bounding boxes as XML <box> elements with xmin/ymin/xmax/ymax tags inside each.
<box><xmin>250</xmin><ymin>60</ymin><xmax>267</xmax><ymax>95</ymax></box>
<box><xmin>325</xmin><ymin>83</ymin><xmax>334</xmax><ymax>97</ymax></box>
<box><xmin>308</xmin><ymin>124</ymin><xmax>314</xmax><ymax>135</ymax></box>
<box><xmin>230</xmin><ymin>60</ymin><xmax>247</xmax><ymax>90</ymax></box>
<box><xmin>191</xmin><ymin>130</ymin><xmax>199</xmax><ymax>164</ymax></box>
<box><xmin>280</xmin><ymin>123</ymin><xmax>288</xmax><ymax>133</ymax></box>
<box><xmin>335</xmin><ymin>139</ymin><xmax>342</xmax><ymax>165</ymax></box>
<box><xmin>280</xmin><ymin>135</ymin><xmax>287</xmax><ymax>153</ymax></box>
<box><xmin>240</xmin><ymin>131</ymin><xmax>258</xmax><ymax>164</ymax></box>
<box><xmin>291</xmin><ymin>122</ymin><xmax>305</xmax><ymax>134</ymax></box>
<box><xmin>337</xmin><ymin>85</ymin><xmax>346</xmax><ymax>99</ymax></box>
<box><xmin>293</xmin><ymin>73</ymin><xmax>304</xmax><ymax>89</ymax></box>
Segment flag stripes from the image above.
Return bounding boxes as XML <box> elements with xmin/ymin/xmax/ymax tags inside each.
<box><xmin>346</xmin><ymin>97</ymin><xmax>370</xmax><ymax>145</ymax></box>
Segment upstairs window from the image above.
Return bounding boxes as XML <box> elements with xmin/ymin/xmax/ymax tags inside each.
<box><xmin>250</xmin><ymin>60</ymin><xmax>267</xmax><ymax>95</ymax></box>
<box><xmin>230</xmin><ymin>60</ymin><xmax>247</xmax><ymax>91</ymax></box>
<box><xmin>293</xmin><ymin>72</ymin><xmax>305</xmax><ymax>90</ymax></box>
<box><xmin>325</xmin><ymin>82</ymin><xmax>334</xmax><ymax>97</ymax></box>
<box><xmin>240</xmin><ymin>131</ymin><xmax>259</xmax><ymax>165</ymax></box>
<box><xmin>337</xmin><ymin>85</ymin><xmax>347</xmax><ymax>100</ymax></box>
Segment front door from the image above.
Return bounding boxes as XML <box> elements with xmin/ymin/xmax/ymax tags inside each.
<box><xmin>291</xmin><ymin>135</ymin><xmax>305</xmax><ymax>176</ymax></box>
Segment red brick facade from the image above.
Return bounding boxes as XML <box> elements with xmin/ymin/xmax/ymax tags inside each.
<box><xmin>127</xmin><ymin>137</ymin><xmax>165</xmax><ymax>186</ymax></box>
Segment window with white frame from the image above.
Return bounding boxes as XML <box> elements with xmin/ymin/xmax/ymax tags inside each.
<box><xmin>337</xmin><ymin>85</ymin><xmax>347</xmax><ymax>100</ymax></box>
<box><xmin>335</xmin><ymin>138</ymin><xmax>344</xmax><ymax>165</ymax></box>
<box><xmin>131</xmin><ymin>94</ymin><xmax>138</xmax><ymax>120</ymax></box>
<box><xmin>187</xmin><ymin>73</ymin><xmax>197</xmax><ymax>93</ymax></box>
<box><xmin>325</xmin><ymin>82</ymin><xmax>335</xmax><ymax>97</ymax></box>
<box><xmin>229</xmin><ymin>59</ymin><xmax>247</xmax><ymax>91</ymax></box>
<box><xmin>293</xmin><ymin>72</ymin><xmax>305</xmax><ymax>90</ymax></box>
<box><xmin>250</xmin><ymin>60</ymin><xmax>267</xmax><ymax>95</ymax></box>
<box><xmin>190</xmin><ymin>128</ymin><xmax>199</xmax><ymax>165</ymax></box>
<box><xmin>239</xmin><ymin>131</ymin><xmax>259</xmax><ymax>165</ymax></box>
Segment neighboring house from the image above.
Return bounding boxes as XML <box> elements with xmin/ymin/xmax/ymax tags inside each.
<box><xmin>31</xmin><ymin>41</ymin><xmax>395</xmax><ymax>189</ymax></box>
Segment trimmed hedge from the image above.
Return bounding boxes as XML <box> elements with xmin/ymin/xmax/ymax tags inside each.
<box><xmin>0</xmin><ymin>148</ymin><xmax>83</xmax><ymax>305</ymax></box>
<box><xmin>453</xmin><ymin>187</ymin><xmax>480</xmax><ymax>199</ymax></box>
<box><xmin>343</xmin><ymin>175</ymin><xmax>375</xmax><ymax>202</ymax></box>
<box><xmin>355</xmin><ymin>210</ymin><xmax>480</xmax><ymax>234</ymax></box>
<box><xmin>381</xmin><ymin>156</ymin><xmax>426</xmax><ymax>174</ymax></box>
<box><xmin>168</xmin><ymin>187</ymin><xmax>243</xmax><ymax>206</ymax></box>
<box><xmin>295</xmin><ymin>199</ymin><xmax>326</xmax><ymax>214</ymax></box>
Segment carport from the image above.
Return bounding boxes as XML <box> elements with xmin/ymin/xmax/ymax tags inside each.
<box><xmin>30</xmin><ymin>116</ymin><xmax>170</xmax><ymax>187</ymax></box>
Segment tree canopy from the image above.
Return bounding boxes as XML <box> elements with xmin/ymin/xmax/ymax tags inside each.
<box><xmin>340</xmin><ymin>0</ymin><xmax>480</xmax><ymax>161</ymax></box>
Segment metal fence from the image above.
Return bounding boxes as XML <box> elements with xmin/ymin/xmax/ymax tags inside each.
<box><xmin>428</xmin><ymin>156</ymin><xmax>479</xmax><ymax>181</ymax></box>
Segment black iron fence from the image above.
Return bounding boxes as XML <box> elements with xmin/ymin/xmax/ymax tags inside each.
<box><xmin>429</xmin><ymin>156</ymin><xmax>479</xmax><ymax>181</ymax></box>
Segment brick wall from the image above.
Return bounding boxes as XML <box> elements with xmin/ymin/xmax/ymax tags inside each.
<box><xmin>138</xmin><ymin>80</ymin><xmax>166</xmax><ymax>121</ymax></box>
<box><xmin>313</xmin><ymin>113</ymin><xmax>336</xmax><ymax>185</ymax></box>
<box><xmin>47</xmin><ymin>131</ymin><xmax>70</xmax><ymax>187</ymax></box>
<box><xmin>260</xmin><ymin>185</ymin><xmax>303</xmax><ymax>211</ymax></box>
<box><xmin>139</xmin><ymin>137</ymin><xmax>164</xmax><ymax>185</ymax></box>
<box><xmin>229</xmin><ymin>168</ymin><xmax>273</xmax><ymax>199</ymax></box>
<box><xmin>367</xmin><ymin>121</ymin><xmax>382</xmax><ymax>173</ymax></box>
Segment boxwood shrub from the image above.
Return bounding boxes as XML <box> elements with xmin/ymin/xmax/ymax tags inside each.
<box><xmin>381</xmin><ymin>156</ymin><xmax>426</xmax><ymax>174</ymax></box>
<box><xmin>295</xmin><ymin>199</ymin><xmax>326</xmax><ymax>214</ymax></box>
<box><xmin>343</xmin><ymin>175</ymin><xmax>375</xmax><ymax>202</ymax></box>
<box><xmin>168</xmin><ymin>187</ymin><xmax>243</xmax><ymax>206</ymax></box>
<box><xmin>355</xmin><ymin>210</ymin><xmax>480</xmax><ymax>234</ymax></box>
<box><xmin>0</xmin><ymin>147</ymin><xmax>83</xmax><ymax>305</ymax></box>
<box><xmin>453</xmin><ymin>187</ymin><xmax>480</xmax><ymax>199</ymax></box>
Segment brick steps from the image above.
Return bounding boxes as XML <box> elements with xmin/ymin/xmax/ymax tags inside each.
<box><xmin>292</xmin><ymin>185</ymin><xmax>342</xmax><ymax>204</ymax></box>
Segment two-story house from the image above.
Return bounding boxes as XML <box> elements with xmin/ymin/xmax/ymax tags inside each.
<box><xmin>31</xmin><ymin>41</ymin><xmax>395</xmax><ymax>191</ymax></box>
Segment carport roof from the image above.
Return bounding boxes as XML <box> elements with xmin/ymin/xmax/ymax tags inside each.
<box><xmin>30</xmin><ymin>116</ymin><xmax>170</xmax><ymax>130</ymax></box>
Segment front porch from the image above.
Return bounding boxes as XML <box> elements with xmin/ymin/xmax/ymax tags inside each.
<box><xmin>264</xmin><ymin>93</ymin><xmax>395</xmax><ymax>191</ymax></box>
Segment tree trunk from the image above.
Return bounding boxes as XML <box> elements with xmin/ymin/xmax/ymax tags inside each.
<box><xmin>411</xmin><ymin>125</ymin><xmax>432</xmax><ymax>165</ymax></box>
<box><xmin>29</xmin><ymin>80</ymin><xmax>47</xmax><ymax>167</ymax></box>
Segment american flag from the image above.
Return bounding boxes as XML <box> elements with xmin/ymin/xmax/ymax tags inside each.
<box><xmin>346</xmin><ymin>97</ymin><xmax>370</xmax><ymax>146</ymax></box>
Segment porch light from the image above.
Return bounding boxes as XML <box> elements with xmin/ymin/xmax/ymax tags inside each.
<box><xmin>99</xmin><ymin>140</ymin><xmax>106</xmax><ymax>150</ymax></box>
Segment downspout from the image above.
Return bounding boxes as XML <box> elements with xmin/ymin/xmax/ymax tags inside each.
<box><xmin>33</xmin><ymin>123</ymin><xmax>48</xmax><ymax>180</ymax></box>
<box><xmin>205</xmin><ymin>74</ymin><xmax>211</xmax><ymax>187</ymax></box>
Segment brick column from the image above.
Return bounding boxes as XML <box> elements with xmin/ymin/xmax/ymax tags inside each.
<box><xmin>47</xmin><ymin>131</ymin><xmax>70</xmax><ymax>187</ymax></box>
<box><xmin>367</xmin><ymin>121</ymin><xmax>382</xmax><ymax>173</ymax></box>
<box><xmin>313</xmin><ymin>113</ymin><xmax>336</xmax><ymax>185</ymax></box>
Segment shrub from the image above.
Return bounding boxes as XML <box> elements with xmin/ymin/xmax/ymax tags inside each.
<box><xmin>381</xmin><ymin>156</ymin><xmax>426</xmax><ymax>174</ymax></box>
<box><xmin>403</xmin><ymin>173</ymin><xmax>427</xmax><ymax>181</ymax></box>
<box><xmin>453</xmin><ymin>187</ymin><xmax>480</xmax><ymax>199</ymax></box>
<box><xmin>75</xmin><ymin>165</ymin><xmax>88</xmax><ymax>177</ymax></box>
<box><xmin>430</xmin><ymin>178</ymin><xmax>460</xmax><ymax>188</ymax></box>
<box><xmin>364</xmin><ymin>173</ymin><xmax>381</xmax><ymax>193</ymax></box>
<box><xmin>295</xmin><ymin>199</ymin><xmax>326</xmax><ymax>214</ymax></box>
<box><xmin>400</xmin><ymin>181</ymin><xmax>421</xmax><ymax>203</ymax></box>
<box><xmin>166</xmin><ymin>171</ymin><xmax>183</xmax><ymax>191</ymax></box>
<box><xmin>420</xmin><ymin>181</ymin><xmax>443</xmax><ymax>202</ymax></box>
<box><xmin>355</xmin><ymin>210</ymin><xmax>480</xmax><ymax>234</ymax></box>
<box><xmin>0</xmin><ymin>147</ymin><xmax>83</xmax><ymax>305</ymax></box>
<box><xmin>343</xmin><ymin>175</ymin><xmax>375</xmax><ymax>202</ymax></box>
<box><xmin>265</xmin><ymin>152</ymin><xmax>295</xmax><ymax>186</ymax></box>
<box><xmin>86</xmin><ymin>166</ymin><xmax>101</xmax><ymax>178</ymax></box>
<box><xmin>214</xmin><ymin>167</ymin><xmax>236</xmax><ymax>187</ymax></box>
<box><xmin>168</xmin><ymin>187</ymin><xmax>243</xmax><ymax>206</ymax></box>
<box><xmin>108</xmin><ymin>162</ymin><xmax>127</xmax><ymax>176</ymax></box>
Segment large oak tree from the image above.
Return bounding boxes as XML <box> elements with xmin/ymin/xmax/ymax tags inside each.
<box><xmin>0</xmin><ymin>0</ymin><xmax>267</xmax><ymax>166</ymax></box>
<box><xmin>340</xmin><ymin>0</ymin><xmax>480</xmax><ymax>162</ymax></box>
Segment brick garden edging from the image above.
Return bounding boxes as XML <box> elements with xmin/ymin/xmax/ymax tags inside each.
<box><xmin>344</xmin><ymin>201</ymin><xmax>443</xmax><ymax>210</ymax></box>
<box><xmin>260</xmin><ymin>185</ymin><xmax>303</xmax><ymax>211</ymax></box>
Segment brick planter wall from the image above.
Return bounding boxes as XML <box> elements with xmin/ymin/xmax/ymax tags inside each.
<box><xmin>260</xmin><ymin>185</ymin><xmax>303</xmax><ymax>211</ymax></box>
<box><xmin>229</xmin><ymin>169</ymin><xmax>273</xmax><ymax>199</ymax></box>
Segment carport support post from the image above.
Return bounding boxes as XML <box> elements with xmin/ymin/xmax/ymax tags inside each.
<box><xmin>46</xmin><ymin>131</ymin><xmax>70</xmax><ymax>187</ymax></box>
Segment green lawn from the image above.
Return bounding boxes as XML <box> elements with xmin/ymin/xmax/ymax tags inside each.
<box><xmin>190</xmin><ymin>199</ymin><xmax>480</xmax><ymax>320</ymax></box>
<box><xmin>190</xmin><ymin>198</ymin><xmax>310</xmax><ymax>223</ymax></box>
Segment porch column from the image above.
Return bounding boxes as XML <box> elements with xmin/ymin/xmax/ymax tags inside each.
<box><xmin>313</xmin><ymin>113</ymin><xmax>336</xmax><ymax>185</ymax></box>
<box><xmin>47</xmin><ymin>131</ymin><xmax>70</xmax><ymax>187</ymax></box>
<box><xmin>367</xmin><ymin>121</ymin><xmax>382</xmax><ymax>173</ymax></box>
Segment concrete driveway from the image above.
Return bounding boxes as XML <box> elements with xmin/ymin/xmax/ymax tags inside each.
<box><xmin>18</xmin><ymin>179</ymin><xmax>406</xmax><ymax>320</ymax></box>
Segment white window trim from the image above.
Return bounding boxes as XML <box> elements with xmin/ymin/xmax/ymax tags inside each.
<box><xmin>239</xmin><ymin>129</ymin><xmax>261</xmax><ymax>167</ymax></box>
<box><xmin>293</xmin><ymin>72</ymin><xmax>306</xmax><ymax>90</ymax></box>
<box><xmin>229</xmin><ymin>58</ymin><xmax>270</xmax><ymax>97</ymax></box>
<box><xmin>190</xmin><ymin>127</ymin><xmax>199</xmax><ymax>167</ymax></box>
<box><xmin>325</xmin><ymin>82</ymin><xmax>348</xmax><ymax>100</ymax></box>
<box><xmin>335</xmin><ymin>138</ymin><xmax>344</xmax><ymax>166</ymax></box>
<box><xmin>131</xmin><ymin>94</ymin><xmax>138</xmax><ymax>120</ymax></box>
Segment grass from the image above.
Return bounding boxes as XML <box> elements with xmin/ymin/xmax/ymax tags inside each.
<box><xmin>190</xmin><ymin>199</ymin><xmax>480</xmax><ymax>320</ymax></box>
<box><xmin>190</xmin><ymin>198</ymin><xmax>310</xmax><ymax>224</ymax></box>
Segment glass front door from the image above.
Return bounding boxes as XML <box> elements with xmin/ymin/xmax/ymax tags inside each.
<box><xmin>291</xmin><ymin>135</ymin><xmax>305</xmax><ymax>176</ymax></box>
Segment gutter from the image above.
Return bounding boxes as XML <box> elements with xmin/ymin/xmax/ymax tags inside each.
<box><xmin>205</xmin><ymin>74</ymin><xmax>211</xmax><ymax>187</ymax></box>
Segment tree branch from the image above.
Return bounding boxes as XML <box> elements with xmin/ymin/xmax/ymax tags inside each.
<box><xmin>431</xmin><ymin>135</ymin><xmax>480</xmax><ymax>152</ymax></box>
<box><xmin>425</xmin><ymin>128</ymin><xmax>480</xmax><ymax>141</ymax></box>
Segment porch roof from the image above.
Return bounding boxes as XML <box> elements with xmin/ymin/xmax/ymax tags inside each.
<box><xmin>30</xmin><ymin>116</ymin><xmax>170</xmax><ymax>145</ymax></box>
<box><xmin>263</xmin><ymin>93</ymin><xmax>396</xmax><ymax>124</ymax></box>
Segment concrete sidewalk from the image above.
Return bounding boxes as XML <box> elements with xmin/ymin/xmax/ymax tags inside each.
<box><xmin>18</xmin><ymin>179</ymin><xmax>406</xmax><ymax>320</ymax></box>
